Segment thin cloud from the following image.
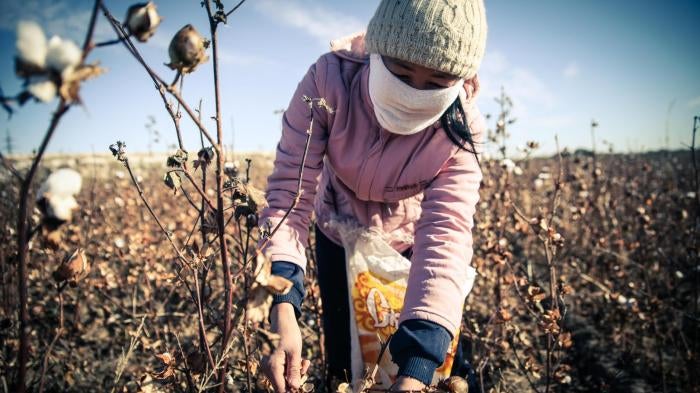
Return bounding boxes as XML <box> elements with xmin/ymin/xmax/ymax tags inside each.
<box><xmin>254</xmin><ymin>0</ymin><xmax>365</xmax><ymax>47</ymax></box>
<box><xmin>563</xmin><ymin>62</ymin><xmax>580</xmax><ymax>79</ymax></box>
<box><xmin>217</xmin><ymin>49</ymin><xmax>272</xmax><ymax>66</ymax></box>
<box><xmin>687</xmin><ymin>95</ymin><xmax>700</xmax><ymax>108</ymax></box>
<box><xmin>479</xmin><ymin>50</ymin><xmax>556</xmax><ymax>115</ymax></box>
<box><xmin>532</xmin><ymin>114</ymin><xmax>577</xmax><ymax>129</ymax></box>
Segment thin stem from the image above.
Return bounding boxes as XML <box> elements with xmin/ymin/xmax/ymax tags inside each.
<box><xmin>121</xmin><ymin>158</ymin><xmax>189</xmax><ymax>265</ymax></box>
<box><xmin>174</xmin><ymin>75</ymin><xmax>185</xmax><ymax>150</ymax></box>
<box><xmin>180</xmin><ymin>186</ymin><xmax>201</xmax><ymax>213</ymax></box>
<box><xmin>15</xmin><ymin>101</ymin><xmax>69</xmax><ymax>393</ymax></box>
<box><xmin>243</xmin><ymin>220</ymin><xmax>253</xmax><ymax>393</ymax></box>
<box><xmin>250</xmin><ymin>111</ymin><xmax>315</xmax><ymax>264</ymax></box>
<box><xmin>197</xmin><ymin>99</ymin><xmax>212</xmax><ymax>364</ymax></box>
<box><xmin>0</xmin><ymin>84</ymin><xmax>19</xmax><ymax>116</ymax></box>
<box><xmin>203</xmin><ymin>3</ymin><xmax>233</xmax><ymax>391</ymax></box>
<box><xmin>80</xmin><ymin>0</ymin><xmax>101</xmax><ymax>58</ymax></box>
<box><xmin>544</xmin><ymin>135</ymin><xmax>564</xmax><ymax>393</ymax></box>
<box><xmin>94</xmin><ymin>37</ymin><xmax>125</xmax><ymax>47</ymax></box>
<box><xmin>193</xmin><ymin>270</ymin><xmax>217</xmax><ymax>371</ymax></box>
<box><xmin>169</xmin><ymin>168</ymin><xmax>217</xmax><ymax>212</ymax></box>
<box><xmin>225</xmin><ymin>0</ymin><xmax>247</xmax><ymax>17</ymax></box>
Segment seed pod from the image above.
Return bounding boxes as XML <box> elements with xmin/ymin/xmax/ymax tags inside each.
<box><xmin>53</xmin><ymin>248</ymin><xmax>90</xmax><ymax>286</ymax></box>
<box><xmin>125</xmin><ymin>2</ymin><xmax>162</xmax><ymax>42</ymax></box>
<box><xmin>166</xmin><ymin>24</ymin><xmax>209</xmax><ymax>74</ymax></box>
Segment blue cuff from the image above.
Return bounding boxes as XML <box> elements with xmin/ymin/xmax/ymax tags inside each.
<box><xmin>269</xmin><ymin>261</ymin><xmax>305</xmax><ymax>320</ymax></box>
<box><xmin>389</xmin><ymin>319</ymin><xmax>452</xmax><ymax>385</ymax></box>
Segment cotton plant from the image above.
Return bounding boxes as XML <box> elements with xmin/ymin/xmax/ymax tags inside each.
<box><xmin>14</xmin><ymin>21</ymin><xmax>104</xmax><ymax>104</ymax></box>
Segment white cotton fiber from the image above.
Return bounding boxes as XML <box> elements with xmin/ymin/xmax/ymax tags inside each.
<box><xmin>16</xmin><ymin>21</ymin><xmax>47</xmax><ymax>68</ymax></box>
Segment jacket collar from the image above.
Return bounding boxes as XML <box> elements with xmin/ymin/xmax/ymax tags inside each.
<box><xmin>329</xmin><ymin>31</ymin><xmax>370</xmax><ymax>63</ymax></box>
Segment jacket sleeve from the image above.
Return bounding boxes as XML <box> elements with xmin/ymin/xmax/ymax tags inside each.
<box><xmin>269</xmin><ymin>261</ymin><xmax>305</xmax><ymax>319</ymax></box>
<box><xmin>398</xmin><ymin>109</ymin><xmax>484</xmax><ymax>335</ymax></box>
<box><xmin>259</xmin><ymin>57</ymin><xmax>330</xmax><ymax>273</ymax></box>
<box><xmin>390</xmin><ymin>319</ymin><xmax>453</xmax><ymax>385</ymax></box>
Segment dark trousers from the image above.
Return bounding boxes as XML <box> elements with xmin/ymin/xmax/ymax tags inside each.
<box><xmin>313</xmin><ymin>224</ymin><xmax>475</xmax><ymax>386</ymax></box>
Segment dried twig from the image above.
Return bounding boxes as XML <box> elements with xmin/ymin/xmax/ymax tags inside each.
<box><xmin>110</xmin><ymin>316</ymin><xmax>147</xmax><ymax>393</ymax></box>
<box><xmin>225</xmin><ymin>0</ymin><xmax>247</xmax><ymax>17</ymax></box>
<box><xmin>201</xmin><ymin>3</ymin><xmax>235</xmax><ymax>391</ymax></box>
<box><xmin>99</xmin><ymin>5</ymin><xmax>219</xmax><ymax>152</ymax></box>
<box><xmin>249</xmin><ymin>96</ymin><xmax>333</xmax><ymax>269</ymax></box>
<box><xmin>0</xmin><ymin>151</ymin><xmax>21</xmax><ymax>181</ymax></box>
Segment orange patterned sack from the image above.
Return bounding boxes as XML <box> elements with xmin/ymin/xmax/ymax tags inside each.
<box><xmin>329</xmin><ymin>219</ymin><xmax>460</xmax><ymax>390</ymax></box>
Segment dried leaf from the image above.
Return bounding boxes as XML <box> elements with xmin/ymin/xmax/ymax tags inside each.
<box><xmin>59</xmin><ymin>63</ymin><xmax>105</xmax><ymax>104</ymax></box>
<box><xmin>166</xmin><ymin>149</ymin><xmax>188</xmax><ymax>168</ymax></box>
<box><xmin>152</xmin><ymin>351</ymin><xmax>176</xmax><ymax>381</ymax></box>
<box><xmin>245</xmin><ymin>285</ymin><xmax>273</xmax><ymax>324</ymax></box>
<box><xmin>253</xmin><ymin>253</ymin><xmax>293</xmax><ymax>295</ymax></box>
<box><xmin>437</xmin><ymin>376</ymin><xmax>470</xmax><ymax>393</ymax></box>
<box><xmin>264</xmin><ymin>275</ymin><xmax>293</xmax><ymax>296</ymax></box>
<box><xmin>163</xmin><ymin>172</ymin><xmax>181</xmax><ymax>193</ymax></box>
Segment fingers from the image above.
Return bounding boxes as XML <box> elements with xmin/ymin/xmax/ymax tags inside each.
<box><xmin>262</xmin><ymin>352</ymin><xmax>287</xmax><ymax>393</ymax></box>
<box><xmin>285</xmin><ymin>350</ymin><xmax>303</xmax><ymax>389</ymax></box>
<box><xmin>300</xmin><ymin>358</ymin><xmax>310</xmax><ymax>377</ymax></box>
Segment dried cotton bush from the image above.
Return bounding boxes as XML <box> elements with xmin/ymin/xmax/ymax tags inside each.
<box><xmin>1</xmin><ymin>2</ymin><xmax>698</xmax><ymax>393</ymax></box>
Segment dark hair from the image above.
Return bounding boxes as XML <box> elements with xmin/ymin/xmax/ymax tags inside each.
<box><xmin>440</xmin><ymin>97</ymin><xmax>481</xmax><ymax>166</ymax></box>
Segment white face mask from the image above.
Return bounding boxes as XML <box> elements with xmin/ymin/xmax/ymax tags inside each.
<box><xmin>368</xmin><ymin>53</ymin><xmax>464</xmax><ymax>135</ymax></box>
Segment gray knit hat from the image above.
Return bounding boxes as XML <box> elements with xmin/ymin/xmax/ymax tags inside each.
<box><xmin>365</xmin><ymin>0</ymin><xmax>487</xmax><ymax>79</ymax></box>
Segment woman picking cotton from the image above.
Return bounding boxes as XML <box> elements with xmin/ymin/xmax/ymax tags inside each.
<box><xmin>260</xmin><ymin>0</ymin><xmax>487</xmax><ymax>391</ymax></box>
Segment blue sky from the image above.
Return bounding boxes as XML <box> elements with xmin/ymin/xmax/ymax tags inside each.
<box><xmin>0</xmin><ymin>0</ymin><xmax>699</xmax><ymax>157</ymax></box>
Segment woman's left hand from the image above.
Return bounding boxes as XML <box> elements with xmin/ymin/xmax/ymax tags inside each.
<box><xmin>390</xmin><ymin>375</ymin><xmax>426</xmax><ymax>391</ymax></box>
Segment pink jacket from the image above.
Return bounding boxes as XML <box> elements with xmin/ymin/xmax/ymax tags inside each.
<box><xmin>260</xmin><ymin>33</ymin><xmax>484</xmax><ymax>334</ymax></box>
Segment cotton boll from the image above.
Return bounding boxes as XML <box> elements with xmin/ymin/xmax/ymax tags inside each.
<box><xmin>26</xmin><ymin>76</ymin><xmax>57</xmax><ymax>102</ymax></box>
<box><xmin>126</xmin><ymin>2</ymin><xmax>162</xmax><ymax>42</ymax></box>
<box><xmin>38</xmin><ymin>168</ymin><xmax>83</xmax><ymax>198</ymax></box>
<box><xmin>46</xmin><ymin>36</ymin><xmax>82</xmax><ymax>73</ymax></box>
<box><xmin>500</xmin><ymin>158</ymin><xmax>516</xmax><ymax>173</ymax></box>
<box><xmin>513</xmin><ymin>166</ymin><xmax>523</xmax><ymax>176</ymax></box>
<box><xmin>37</xmin><ymin>168</ymin><xmax>82</xmax><ymax>225</ymax></box>
<box><xmin>45</xmin><ymin>195</ymin><xmax>79</xmax><ymax>221</ymax></box>
<box><xmin>167</xmin><ymin>24</ymin><xmax>209</xmax><ymax>73</ymax></box>
<box><xmin>16</xmin><ymin>21</ymin><xmax>47</xmax><ymax>69</ymax></box>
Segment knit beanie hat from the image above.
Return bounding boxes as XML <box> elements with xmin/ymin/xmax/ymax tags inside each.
<box><xmin>365</xmin><ymin>0</ymin><xmax>487</xmax><ymax>80</ymax></box>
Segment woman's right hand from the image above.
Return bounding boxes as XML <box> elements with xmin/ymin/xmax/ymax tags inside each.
<box><xmin>262</xmin><ymin>303</ymin><xmax>310</xmax><ymax>392</ymax></box>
